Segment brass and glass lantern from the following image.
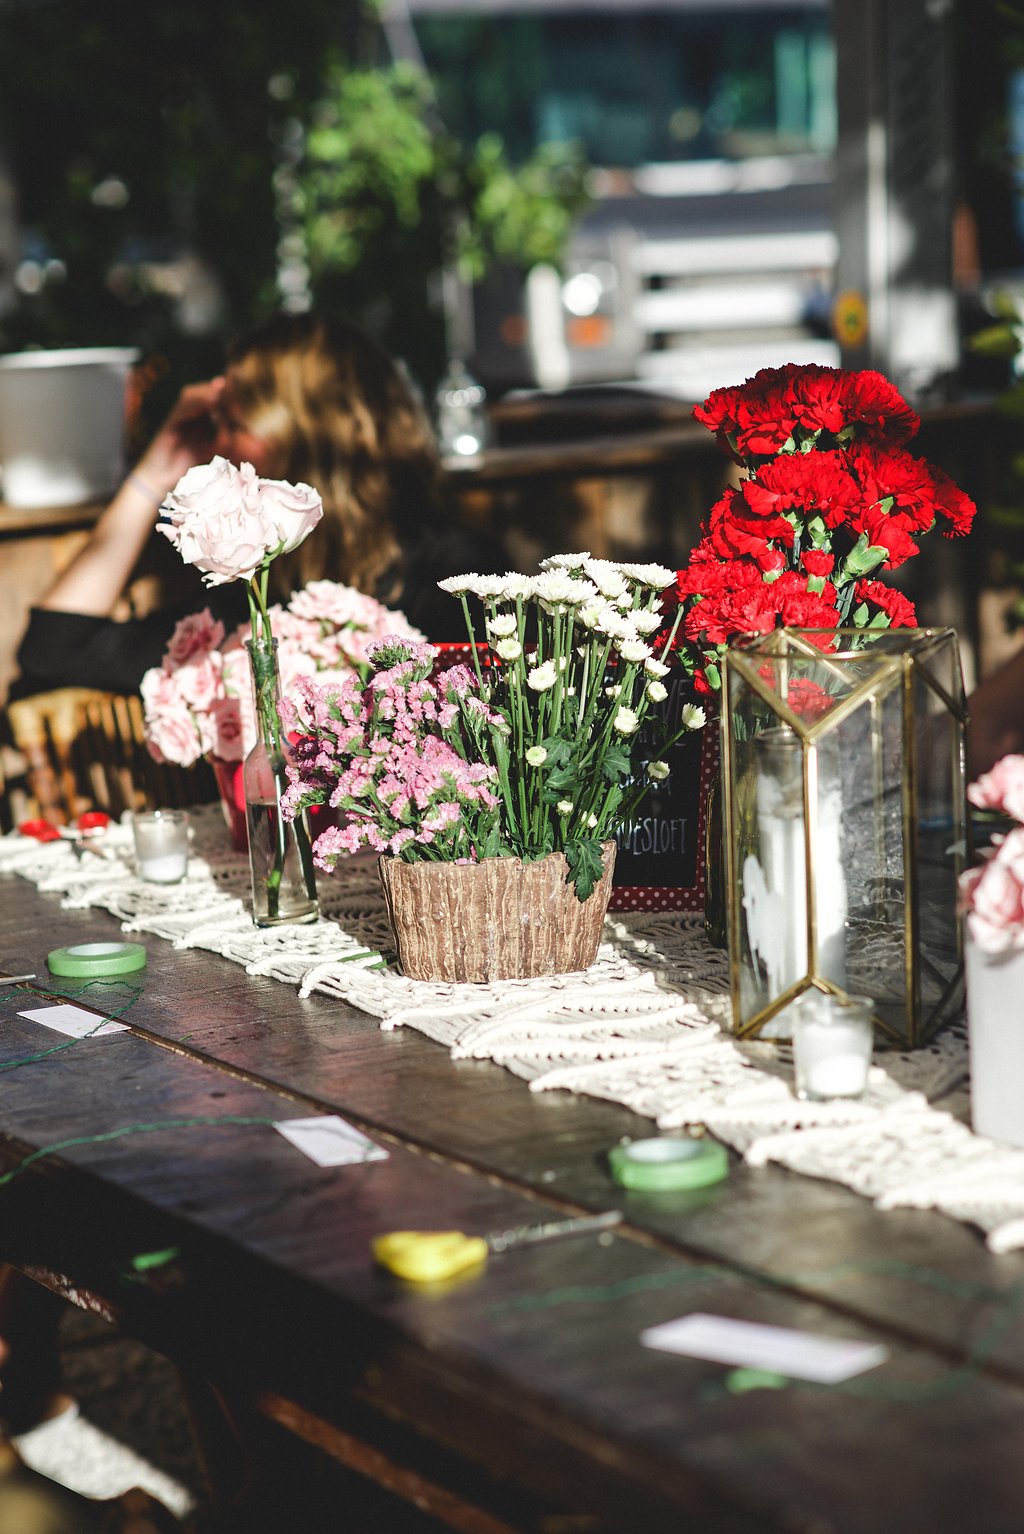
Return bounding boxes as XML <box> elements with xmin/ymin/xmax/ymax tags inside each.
<box><xmin>721</xmin><ymin>628</ymin><xmax>967</xmax><ymax>1049</ymax></box>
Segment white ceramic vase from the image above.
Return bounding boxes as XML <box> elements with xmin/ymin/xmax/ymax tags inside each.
<box><xmin>965</xmin><ymin>934</ymin><xmax>1024</xmax><ymax>1148</ymax></box>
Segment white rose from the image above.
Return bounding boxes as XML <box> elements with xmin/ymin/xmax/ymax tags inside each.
<box><xmin>258</xmin><ymin>474</ymin><xmax>324</xmax><ymax>556</ymax></box>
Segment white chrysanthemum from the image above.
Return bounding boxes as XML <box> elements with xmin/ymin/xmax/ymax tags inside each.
<box><xmin>613</xmin><ymin>705</ymin><xmax>639</xmax><ymax>735</ymax></box>
<box><xmin>533</xmin><ymin>570</ymin><xmax>598</xmax><ymax>607</ymax></box>
<box><xmin>647</xmin><ymin>760</ymin><xmax>671</xmax><ymax>781</ymax></box>
<box><xmin>494</xmin><ymin>638</ymin><xmax>523</xmax><ymax>662</ymax></box>
<box><xmin>593</xmin><ymin>606</ymin><xmax>636</xmax><ymax>641</ymax></box>
<box><xmin>604</xmin><ymin>684</ymin><xmax>622</xmax><ymax>699</ymax></box>
<box><xmin>577</xmin><ymin>601</ymin><xmax>605</xmax><ymax>631</ymax></box>
<box><xmin>644</xmin><ymin>657</ymin><xmax>670</xmax><ymax>679</ymax></box>
<box><xmin>616</xmin><ymin>561</ymin><xmax>675</xmax><ymax>588</ymax></box>
<box><xmin>617</xmin><ymin>639</ymin><xmax>652</xmax><ymax>665</ymax></box>
<box><xmin>474</xmin><ymin>575</ymin><xmax>517</xmax><ymax>600</ymax></box>
<box><xmin>647</xmin><ymin>680</ymin><xmax>668</xmax><ymax>703</ymax></box>
<box><xmin>582</xmin><ymin>559</ymin><xmax>628</xmax><ymax>600</ymax></box>
<box><xmin>486</xmin><ymin>613</ymin><xmax>518</xmax><ymax>638</ymax></box>
<box><xmin>557</xmin><ymin>799</ymin><xmax>574</xmax><ymax>815</ymax></box>
<box><xmin>525</xmin><ymin>745</ymin><xmax>548</xmax><ymax>766</ymax></box>
<box><xmin>587</xmin><ymin>813</ymin><xmax>599</xmax><ymax>829</ymax></box>
<box><xmin>437</xmin><ymin>573</ymin><xmax>509</xmax><ymax>600</ymax></box>
<box><xmin>527</xmin><ymin>660</ymin><xmax>558</xmax><ymax>692</ymax></box>
<box><xmin>541</xmin><ymin>552</ymin><xmax>591</xmax><ymax>571</ymax></box>
<box><xmin>682</xmin><ymin>703</ymin><xmax>707</xmax><ymax>730</ymax></box>
<box><xmin>631</xmin><ymin>610</ymin><xmax>662</xmax><ymax>635</ymax></box>
<box><xmin>499</xmin><ymin>573</ymin><xmax>535</xmax><ymax>601</ymax></box>
<box><xmin>437</xmin><ymin>573</ymin><xmax>482</xmax><ymax>596</ymax></box>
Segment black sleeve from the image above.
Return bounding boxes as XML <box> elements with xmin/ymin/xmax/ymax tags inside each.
<box><xmin>12</xmin><ymin>586</ymin><xmax>250</xmax><ymax>699</ymax></box>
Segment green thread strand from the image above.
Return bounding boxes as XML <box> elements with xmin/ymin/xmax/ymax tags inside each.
<box><xmin>0</xmin><ymin>978</ymin><xmax>143</xmax><ymax>1073</ymax></box>
<box><xmin>0</xmin><ymin>1115</ymin><xmax>280</xmax><ymax>1189</ymax></box>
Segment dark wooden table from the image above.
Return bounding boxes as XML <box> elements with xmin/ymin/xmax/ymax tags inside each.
<box><xmin>2</xmin><ymin>877</ymin><xmax>1024</xmax><ymax>1532</ymax></box>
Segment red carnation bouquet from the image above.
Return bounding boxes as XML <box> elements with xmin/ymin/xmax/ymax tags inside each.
<box><xmin>671</xmin><ymin>364</ymin><xmax>977</xmax><ymax>693</ymax></box>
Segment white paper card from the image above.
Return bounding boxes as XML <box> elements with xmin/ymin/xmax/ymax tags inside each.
<box><xmin>273</xmin><ymin>1115</ymin><xmax>388</xmax><ymax>1168</ymax></box>
<box><xmin>17</xmin><ymin>1004</ymin><xmax>129</xmax><ymax>1039</ymax></box>
<box><xmin>640</xmin><ymin>1313</ymin><xmax>889</xmax><ymax>1383</ymax></box>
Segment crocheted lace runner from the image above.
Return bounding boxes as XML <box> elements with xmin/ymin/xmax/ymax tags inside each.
<box><xmin>2</xmin><ymin>805</ymin><xmax>1019</xmax><ymax>1252</ymax></box>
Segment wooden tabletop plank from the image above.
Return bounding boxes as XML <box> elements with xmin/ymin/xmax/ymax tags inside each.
<box><xmin>5</xmin><ymin>880</ymin><xmax>1024</xmax><ymax>1529</ymax></box>
<box><xmin>4</xmin><ymin>995</ymin><xmax>1024</xmax><ymax>1534</ymax></box>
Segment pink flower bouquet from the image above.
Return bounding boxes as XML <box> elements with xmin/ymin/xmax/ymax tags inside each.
<box><xmin>961</xmin><ymin>755</ymin><xmax>1024</xmax><ymax>956</ymax></box>
<box><xmin>141</xmin><ymin>581</ymin><xmax>425</xmax><ymax>769</ymax></box>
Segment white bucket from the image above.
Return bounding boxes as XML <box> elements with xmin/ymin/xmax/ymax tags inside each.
<box><xmin>0</xmin><ymin>346</ymin><xmax>139</xmax><ymax>508</ymax></box>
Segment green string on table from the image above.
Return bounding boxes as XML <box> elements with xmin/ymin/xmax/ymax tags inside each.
<box><xmin>0</xmin><ymin>1115</ymin><xmax>281</xmax><ymax>1189</ymax></box>
<box><xmin>0</xmin><ymin>978</ymin><xmax>144</xmax><ymax>1073</ymax></box>
<box><xmin>490</xmin><ymin>1257</ymin><xmax>1024</xmax><ymax>1405</ymax></box>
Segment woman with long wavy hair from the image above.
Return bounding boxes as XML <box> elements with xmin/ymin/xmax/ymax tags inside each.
<box><xmin>14</xmin><ymin>312</ymin><xmax>497</xmax><ymax>697</ymax></box>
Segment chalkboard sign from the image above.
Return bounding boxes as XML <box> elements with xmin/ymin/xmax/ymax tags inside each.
<box><xmin>609</xmin><ymin>676</ymin><xmax>717</xmax><ymax>912</ymax></box>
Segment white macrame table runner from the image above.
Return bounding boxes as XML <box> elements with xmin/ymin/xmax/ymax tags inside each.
<box><xmin>2</xmin><ymin>804</ymin><xmax>1021</xmax><ymax>1252</ymax></box>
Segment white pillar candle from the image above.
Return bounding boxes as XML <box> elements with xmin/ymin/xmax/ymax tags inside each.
<box><xmin>793</xmin><ymin>994</ymin><xmax>874</xmax><ymax>1101</ymax></box>
<box><xmin>132</xmin><ymin>810</ymin><xmax>190</xmax><ymax>884</ymax></box>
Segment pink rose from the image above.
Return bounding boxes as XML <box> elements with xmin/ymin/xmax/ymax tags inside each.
<box><xmin>165</xmin><ymin>608</ymin><xmax>225</xmax><ymax>667</ymax></box>
<box><xmin>258</xmin><ymin>475</ymin><xmax>323</xmax><ymax>556</ymax></box>
<box><xmin>174</xmin><ymin>653</ymin><xmax>224</xmax><ymax>713</ymax></box>
<box><xmin>159</xmin><ymin>458</ymin><xmax>278</xmax><ymax>585</ymax></box>
<box><xmin>141</xmin><ymin>667</ymin><xmax>208</xmax><ymax>766</ymax></box>
<box><xmin>968</xmin><ymin>754</ymin><xmax>1024</xmax><ymax>824</ymax></box>
<box><xmin>208</xmin><ymin>695</ymin><xmax>245</xmax><ymax>763</ymax></box>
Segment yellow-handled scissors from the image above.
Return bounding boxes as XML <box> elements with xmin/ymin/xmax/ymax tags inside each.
<box><xmin>372</xmin><ymin>1209</ymin><xmax>622</xmax><ymax>1283</ymax></box>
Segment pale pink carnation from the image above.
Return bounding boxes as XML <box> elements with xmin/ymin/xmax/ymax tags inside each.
<box><xmin>968</xmin><ymin>754</ymin><xmax>1024</xmax><ymax>824</ymax></box>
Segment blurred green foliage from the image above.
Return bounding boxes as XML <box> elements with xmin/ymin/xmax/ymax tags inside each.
<box><xmin>0</xmin><ymin>3</ymin><xmax>588</xmax><ymax>412</ymax></box>
<box><xmin>293</xmin><ymin>58</ymin><xmax>589</xmax><ymax>387</ymax></box>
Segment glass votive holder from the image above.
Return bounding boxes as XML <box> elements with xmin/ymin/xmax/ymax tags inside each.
<box><xmin>792</xmin><ymin>993</ymin><xmax>874</xmax><ymax>1102</ymax></box>
<box><xmin>132</xmin><ymin>809</ymin><xmax>190</xmax><ymax>884</ymax></box>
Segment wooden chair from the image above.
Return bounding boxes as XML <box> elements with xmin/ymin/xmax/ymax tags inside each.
<box><xmin>3</xmin><ymin>688</ymin><xmax>219</xmax><ymax>827</ymax></box>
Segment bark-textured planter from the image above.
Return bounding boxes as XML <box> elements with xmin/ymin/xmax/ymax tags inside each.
<box><xmin>378</xmin><ymin>844</ymin><xmax>617</xmax><ymax>983</ymax></box>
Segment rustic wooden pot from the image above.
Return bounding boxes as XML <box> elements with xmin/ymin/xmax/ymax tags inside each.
<box><xmin>377</xmin><ymin>844</ymin><xmax>617</xmax><ymax>983</ymax></box>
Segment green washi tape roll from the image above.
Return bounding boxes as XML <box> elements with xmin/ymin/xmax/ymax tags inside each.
<box><xmin>608</xmin><ymin>1135</ymin><xmax>728</xmax><ymax>1192</ymax></box>
<box><xmin>47</xmin><ymin>942</ymin><xmax>147</xmax><ymax>978</ymax></box>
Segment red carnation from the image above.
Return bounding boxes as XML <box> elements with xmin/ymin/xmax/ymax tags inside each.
<box><xmin>744</xmin><ymin>450</ymin><xmax>861</xmax><ymax>529</ymax></box>
<box><xmin>840</xmin><ymin>370</ymin><xmax>920</xmax><ymax>447</ymax></box>
<box><xmin>853</xmin><ymin>504</ymin><xmax>922</xmax><ymax>568</ymax></box>
<box><xmin>787</xmin><ymin>677</ymin><xmax>836</xmax><ymax>722</ymax></box>
<box><xmin>928</xmin><ymin>463</ymin><xmax>977</xmax><ymax>537</ymax></box>
<box><xmin>801</xmin><ymin>549</ymin><xmax>834</xmax><ymax>577</ymax></box>
<box><xmin>786</xmin><ymin>365</ymin><xmax>847</xmax><ymax>435</ymax></box>
<box><xmin>851</xmin><ymin>444</ymin><xmax>939</xmax><ymax>533</ymax></box>
<box><xmin>854</xmin><ymin>580</ymin><xmax>917</xmax><ymax>628</ymax></box>
<box><xmin>772</xmin><ymin>572</ymin><xmax>841</xmax><ymax>632</ymax></box>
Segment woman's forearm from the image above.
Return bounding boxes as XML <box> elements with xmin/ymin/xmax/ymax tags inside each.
<box><xmin>36</xmin><ymin>473</ymin><xmax>167</xmax><ymax>616</ymax></box>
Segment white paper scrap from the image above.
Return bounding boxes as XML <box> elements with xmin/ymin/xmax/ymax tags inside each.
<box><xmin>639</xmin><ymin>1313</ymin><xmax>889</xmax><ymax>1384</ymax></box>
<box><xmin>273</xmin><ymin>1115</ymin><xmax>388</xmax><ymax>1168</ymax></box>
<box><xmin>17</xmin><ymin>1005</ymin><xmax>129</xmax><ymax>1039</ymax></box>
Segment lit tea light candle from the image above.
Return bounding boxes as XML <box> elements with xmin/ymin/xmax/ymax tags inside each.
<box><xmin>793</xmin><ymin>993</ymin><xmax>874</xmax><ymax>1101</ymax></box>
<box><xmin>132</xmin><ymin>810</ymin><xmax>190</xmax><ymax>884</ymax></box>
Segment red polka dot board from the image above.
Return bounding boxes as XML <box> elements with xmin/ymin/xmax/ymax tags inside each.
<box><xmin>609</xmin><ymin>714</ymin><xmax>718</xmax><ymax>913</ymax></box>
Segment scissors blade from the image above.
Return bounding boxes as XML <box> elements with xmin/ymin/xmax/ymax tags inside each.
<box><xmin>486</xmin><ymin>1209</ymin><xmax>622</xmax><ymax>1254</ymax></box>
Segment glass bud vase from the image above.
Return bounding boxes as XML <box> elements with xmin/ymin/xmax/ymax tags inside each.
<box><xmin>244</xmin><ymin>637</ymin><xmax>319</xmax><ymax>927</ymax></box>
